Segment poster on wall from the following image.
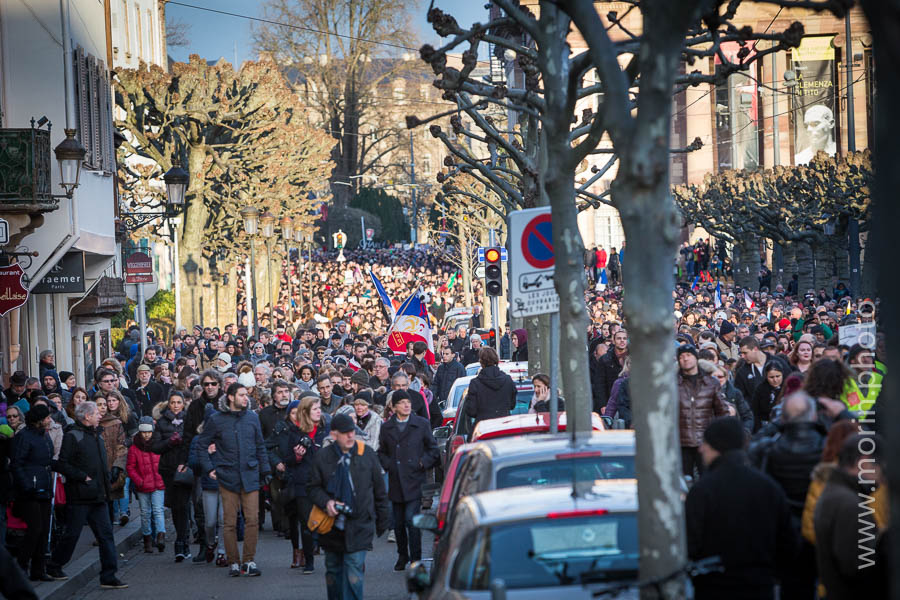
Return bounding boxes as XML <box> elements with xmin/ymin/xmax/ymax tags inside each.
<box><xmin>83</xmin><ymin>332</ymin><xmax>95</xmax><ymax>386</ymax></box>
<box><xmin>714</xmin><ymin>42</ymin><xmax>759</xmax><ymax>172</ymax></box>
<box><xmin>99</xmin><ymin>329</ymin><xmax>110</xmax><ymax>362</ymax></box>
<box><xmin>791</xmin><ymin>36</ymin><xmax>837</xmax><ymax>165</ymax></box>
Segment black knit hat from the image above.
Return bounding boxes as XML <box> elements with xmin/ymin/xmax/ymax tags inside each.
<box><xmin>676</xmin><ymin>344</ymin><xmax>698</xmax><ymax>359</ymax></box>
<box><xmin>719</xmin><ymin>320</ymin><xmax>736</xmax><ymax>335</ymax></box>
<box><xmin>703</xmin><ymin>417</ymin><xmax>745</xmax><ymax>453</ymax></box>
<box><xmin>25</xmin><ymin>404</ymin><xmax>51</xmax><ymax>425</ymax></box>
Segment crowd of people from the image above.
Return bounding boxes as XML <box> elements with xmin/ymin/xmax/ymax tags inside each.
<box><xmin>0</xmin><ymin>241</ymin><xmax>890</xmax><ymax>599</ymax></box>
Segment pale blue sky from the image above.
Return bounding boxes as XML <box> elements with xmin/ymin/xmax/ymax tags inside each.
<box><xmin>165</xmin><ymin>1</ymin><xmax>489</xmax><ymax>65</ymax></box>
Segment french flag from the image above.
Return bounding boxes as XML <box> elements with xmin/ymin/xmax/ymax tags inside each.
<box><xmin>387</xmin><ymin>291</ymin><xmax>436</xmax><ymax>365</ymax></box>
<box><xmin>714</xmin><ymin>282</ymin><xmax>722</xmax><ymax>308</ymax></box>
<box><xmin>744</xmin><ymin>289</ymin><xmax>755</xmax><ymax>309</ymax></box>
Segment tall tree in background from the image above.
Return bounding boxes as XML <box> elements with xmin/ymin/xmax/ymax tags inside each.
<box><xmin>115</xmin><ymin>57</ymin><xmax>332</xmax><ymax>328</ymax></box>
<box><xmin>253</xmin><ymin>0</ymin><xmax>422</xmax><ymax>208</ymax></box>
<box><xmin>419</xmin><ymin>1</ymin><xmax>849</xmax><ymax>596</ymax></box>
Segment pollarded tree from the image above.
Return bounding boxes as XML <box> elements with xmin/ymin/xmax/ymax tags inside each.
<box><xmin>115</xmin><ymin>56</ymin><xmax>332</xmax><ymax>328</ymax></box>
<box><xmin>674</xmin><ymin>150</ymin><xmax>872</xmax><ymax>291</ymax></box>
<box><xmin>415</xmin><ymin>2</ymin><xmax>851</xmax><ymax>597</ymax></box>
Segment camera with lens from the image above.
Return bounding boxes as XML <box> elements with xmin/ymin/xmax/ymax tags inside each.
<box><xmin>334</xmin><ymin>502</ymin><xmax>353</xmax><ymax>517</ymax></box>
<box><xmin>298</xmin><ymin>436</ymin><xmax>314</xmax><ymax>450</ymax></box>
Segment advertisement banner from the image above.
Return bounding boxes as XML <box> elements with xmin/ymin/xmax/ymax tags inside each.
<box><xmin>33</xmin><ymin>252</ymin><xmax>85</xmax><ymax>294</ymax></box>
<box><xmin>714</xmin><ymin>42</ymin><xmax>759</xmax><ymax>171</ymax></box>
<box><xmin>791</xmin><ymin>36</ymin><xmax>837</xmax><ymax>165</ymax></box>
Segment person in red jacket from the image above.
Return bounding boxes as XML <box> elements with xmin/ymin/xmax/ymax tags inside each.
<box><xmin>126</xmin><ymin>417</ymin><xmax>166</xmax><ymax>553</ymax></box>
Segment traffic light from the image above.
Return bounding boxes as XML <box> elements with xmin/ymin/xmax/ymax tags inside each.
<box><xmin>485</xmin><ymin>246</ymin><xmax>503</xmax><ymax>297</ymax></box>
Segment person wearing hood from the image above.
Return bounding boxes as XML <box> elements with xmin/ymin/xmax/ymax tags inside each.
<box><xmin>510</xmin><ymin>328</ymin><xmax>529</xmax><ymax>362</ymax></box>
<box><xmin>464</xmin><ymin>347</ymin><xmax>517</xmax><ymax>425</ymax></box>
<box><xmin>40</xmin><ymin>370</ymin><xmax>71</xmax><ymax>405</ymax></box>
<box><xmin>127</xmin><ymin>417</ymin><xmax>166</xmax><ymax>554</ymax></box>
<box><xmin>686</xmin><ymin>417</ymin><xmax>797</xmax><ymax>600</ymax></box>
<box><xmin>196</xmin><ymin>383</ymin><xmax>270</xmax><ymax>577</ymax></box>
<box><xmin>250</xmin><ymin>342</ymin><xmax>271</xmax><ymax>366</ymax></box>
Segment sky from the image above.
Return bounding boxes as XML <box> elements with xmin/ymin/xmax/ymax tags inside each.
<box><xmin>165</xmin><ymin>1</ymin><xmax>490</xmax><ymax>66</ymax></box>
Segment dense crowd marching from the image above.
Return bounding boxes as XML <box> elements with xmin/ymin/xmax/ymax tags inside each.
<box><xmin>0</xmin><ymin>243</ymin><xmax>889</xmax><ymax>599</ymax></box>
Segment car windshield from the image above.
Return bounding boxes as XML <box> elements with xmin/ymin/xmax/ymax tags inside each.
<box><xmin>449</xmin><ymin>383</ymin><xmax>469</xmax><ymax>409</ymax></box>
<box><xmin>450</xmin><ymin>514</ymin><xmax>638</xmax><ymax>590</ymax></box>
<box><xmin>496</xmin><ymin>456</ymin><xmax>635</xmax><ymax>488</ymax></box>
<box><xmin>510</xmin><ymin>389</ymin><xmax>534</xmax><ymax>414</ymax></box>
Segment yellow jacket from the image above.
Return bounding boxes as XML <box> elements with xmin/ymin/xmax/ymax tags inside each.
<box><xmin>802</xmin><ymin>461</ymin><xmax>889</xmax><ymax>544</ymax></box>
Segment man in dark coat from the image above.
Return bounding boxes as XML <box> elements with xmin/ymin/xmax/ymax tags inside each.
<box><xmin>432</xmin><ymin>346</ymin><xmax>466</xmax><ymax>406</ymax></box>
<box><xmin>734</xmin><ymin>336</ymin><xmax>769</xmax><ymax>403</ymax></box>
<box><xmin>464</xmin><ymin>347</ymin><xmax>516</xmax><ymax>425</ymax></box>
<box><xmin>133</xmin><ymin>365</ymin><xmax>165</xmax><ymax>418</ymax></box>
<box><xmin>377</xmin><ymin>391</ymin><xmax>440</xmax><ymax>571</ymax></box>
<box><xmin>595</xmin><ymin>329</ymin><xmax>629</xmax><ymax>411</ymax></box>
<box><xmin>390</xmin><ymin>372</ymin><xmax>439</xmax><ymax>426</ymax></box>
<box><xmin>460</xmin><ymin>334</ymin><xmax>483</xmax><ymax>367</ymax></box>
<box><xmin>47</xmin><ymin>401</ymin><xmax>126</xmax><ymax>588</ymax></box>
<box><xmin>749</xmin><ymin>392</ymin><xmax>826</xmax><ymax>599</ymax></box>
<box><xmin>308</xmin><ymin>413</ymin><xmax>390</xmax><ymax>599</ymax></box>
<box><xmin>814</xmin><ymin>433</ymin><xmax>883</xmax><ymax>600</ymax></box>
<box><xmin>196</xmin><ymin>383</ymin><xmax>271</xmax><ymax>577</ymax></box>
<box><xmin>257</xmin><ymin>379</ymin><xmax>292</xmax><ymax>535</ymax></box>
<box><xmin>686</xmin><ymin>417</ymin><xmax>797</xmax><ymax>600</ymax></box>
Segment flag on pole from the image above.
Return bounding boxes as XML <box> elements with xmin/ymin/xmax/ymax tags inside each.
<box><xmin>743</xmin><ymin>289</ymin><xmax>755</xmax><ymax>309</ymax></box>
<box><xmin>387</xmin><ymin>291</ymin><xmax>436</xmax><ymax>365</ymax></box>
<box><xmin>369</xmin><ymin>269</ymin><xmax>396</xmax><ymax>323</ymax></box>
<box><xmin>691</xmin><ymin>275</ymin><xmax>700</xmax><ymax>291</ymax></box>
<box><xmin>714</xmin><ymin>282</ymin><xmax>722</xmax><ymax>308</ymax></box>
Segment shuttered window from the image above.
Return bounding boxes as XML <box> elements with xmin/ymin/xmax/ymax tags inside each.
<box><xmin>73</xmin><ymin>46</ymin><xmax>115</xmax><ymax>173</ymax></box>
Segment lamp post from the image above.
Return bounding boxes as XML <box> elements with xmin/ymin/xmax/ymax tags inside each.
<box><xmin>240</xmin><ymin>206</ymin><xmax>260</xmax><ymax>336</ymax></box>
<box><xmin>53</xmin><ymin>129</ymin><xmax>86</xmax><ymax>197</ymax></box>
<box><xmin>280</xmin><ymin>216</ymin><xmax>294</xmax><ymax>322</ymax></box>
<box><xmin>260</xmin><ymin>211</ymin><xmax>276</xmax><ymax>328</ymax></box>
<box><xmin>294</xmin><ymin>229</ymin><xmax>312</xmax><ymax>316</ymax></box>
<box><xmin>183</xmin><ymin>256</ymin><xmax>199</xmax><ymax>328</ymax></box>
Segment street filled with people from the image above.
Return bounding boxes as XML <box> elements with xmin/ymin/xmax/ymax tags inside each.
<box><xmin>0</xmin><ymin>243</ymin><xmax>889</xmax><ymax>599</ymax></box>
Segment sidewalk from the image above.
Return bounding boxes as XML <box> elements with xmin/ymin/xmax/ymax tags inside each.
<box><xmin>34</xmin><ymin>518</ymin><xmax>142</xmax><ymax>600</ymax></box>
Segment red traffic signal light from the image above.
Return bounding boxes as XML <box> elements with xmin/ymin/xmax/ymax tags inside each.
<box><xmin>485</xmin><ymin>248</ymin><xmax>501</xmax><ymax>263</ymax></box>
<box><xmin>485</xmin><ymin>246</ymin><xmax>503</xmax><ymax>297</ymax></box>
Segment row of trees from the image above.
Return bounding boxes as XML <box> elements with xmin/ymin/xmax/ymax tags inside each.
<box><xmin>674</xmin><ymin>150</ymin><xmax>873</xmax><ymax>293</ymax></box>
<box><xmin>412</xmin><ymin>1</ymin><xmax>860</xmax><ymax>597</ymax></box>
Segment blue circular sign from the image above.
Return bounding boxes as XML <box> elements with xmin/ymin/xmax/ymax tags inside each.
<box><xmin>521</xmin><ymin>214</ymin><xmax>554</xmax><ymax>269</ymax></box>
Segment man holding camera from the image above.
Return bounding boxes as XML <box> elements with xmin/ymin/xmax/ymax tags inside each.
<box><xmin>309</xmin><ymin>413</ymin><xmax>390</xmax><ymax>600</ymax></box>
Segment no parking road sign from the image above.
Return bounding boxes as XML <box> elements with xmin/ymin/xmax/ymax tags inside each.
<box><xmin>508</xmin><ymin>207</ymin><xmax>559</xmax><ymax>318</ymax></box>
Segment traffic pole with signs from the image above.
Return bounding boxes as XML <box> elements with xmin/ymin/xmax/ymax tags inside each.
<box><xmin>508</xmin><ymin>207</ymin><xmax>561</xmax><ymax>433</ymax></box>
<box><xmin>125</xmin><ymin>251</ymin><xmax>154</xmax><ymax>357</ymax></box>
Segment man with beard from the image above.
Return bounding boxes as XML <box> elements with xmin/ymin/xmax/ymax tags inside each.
<box><xmin>133</xmin><ymin>365</ymin><xmax>165</xmax><ymax>418</ymax></box>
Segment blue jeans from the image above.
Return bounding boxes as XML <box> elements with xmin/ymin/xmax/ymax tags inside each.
<box><xmin>113</xmin><ymin>478</ymin><xmax>130</xmax><ymax>519</ymax></box>
<box><xmin>136</xmin><ymin>491</ymin><xmax>166</xmax><ymax>537</ymax></box>
<box><xmin>50</xmin><ymin>502</ymin><xmax>118</xmax><ymax>583</ymax></box>
<box><xmin>325</xmin><ymin>550</ymin><xmax>366</xmax><ymax>600</ymax></box>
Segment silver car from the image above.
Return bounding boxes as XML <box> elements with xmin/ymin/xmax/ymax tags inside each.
<box><xmin>409</xmin><ymin>480</ymin><xmax>640</xmax><ymax>599</ymax></box>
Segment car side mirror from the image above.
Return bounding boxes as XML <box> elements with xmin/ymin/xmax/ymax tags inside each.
<box><xmin>406</xmin><ymin>560</ymin><xmax>430</xmax><ymax>594</ymax></box>
<box><xmin>432</xmin><ymin>425</ymin><xmax>451</xmax><ymax>438</ymax></box>
<box><xmin>412</xmin><ymin>513</ymin><xmax>440</xmax><ymax>532</ymax></box>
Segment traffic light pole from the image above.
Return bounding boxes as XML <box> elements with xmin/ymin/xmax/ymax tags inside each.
<box><xmin>489</xmin><ymin>228</ymin><xmax>500</xmax><ymax>351</ymax></box>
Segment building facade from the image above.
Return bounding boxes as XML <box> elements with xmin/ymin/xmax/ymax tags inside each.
<box><xmin>0</xmin><ymin>0</ymin><xmax>127</xmax><ymax>386</ymax></box>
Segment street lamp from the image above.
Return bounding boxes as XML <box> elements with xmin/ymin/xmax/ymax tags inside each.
<box><xmin>163</xmin><ymin>164</ymin><xmax>189</xmax><ymax>209</ymax></box>
<box><xmin>240</xmin><ymin>205</ymin><xmax>261</xmax><ymax>336</ymax></box>
<box><xmin>54</xmin><ymin>128</ymin><xmax>86</xmax><ymax>197</ymax></box>
<box><xmin>281</xmin><ymin>216</ymin><xmax>295</xmax><ymax>321</ymax></box>
<box><xmin>293</xmin><ymin>227</ymin><xmax>305</xmax><ymax>318</ymax></box>
<box><xmin>260</xmin><ymin>211</ymin><xmax>276</xmax><ymax>324</ymax></box>
<box><xmin>183</xmin><ymin>255</ymin><xmax>199</xmax><ymax>327</ymax></box>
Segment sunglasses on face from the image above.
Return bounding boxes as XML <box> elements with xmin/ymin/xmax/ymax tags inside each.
<box><xmin>203</xmin><ymin>381</ymin><xmax>219</xmax><ymax>387</ymax></box>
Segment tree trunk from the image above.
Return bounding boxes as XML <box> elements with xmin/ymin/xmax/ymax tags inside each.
<box><xmin>772</xmin><ymin>240</ymin><xmax>784</xmax><ymax>288</ymax></box>
<box><xmin>733</xmin><ymin>237</ymin><xmax>760</xmax><ymax>290</ymax></box>
<box><xmin>860</xmin><ymin>229</ymin><xmax>877</xmax><ymax>297</ymax></box>
<box><xmin>858</xmin><ymin>2</ymin><xmax>899</xmax><ymax>596</ymax></box>
<box><xmin>813</xmin><ymin>243</ymin><xmax>834</xmax><ymax>291</ymax></box>
<box><xmin>216</xmin><ymin>265</ymin><xmax>238</xmax><ymax>331</ymax></box>
<box><xmin>796</xmin><ymin>243</ymin><xmax>814</xmax><ymax>293</ymax></box>
<box><xmin>178</xmin><ymin>148</ymin><xmax>211</xmax><ymax>328</ymax></box>
<box><xmin>782</xmin><ymin>241</ymin><xmax>797</xmax><ymax>281</ymax></box>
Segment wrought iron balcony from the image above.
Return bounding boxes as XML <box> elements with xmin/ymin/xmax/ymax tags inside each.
<box><xmin>0</xmin><ymin>125</ymin><xmax>57</xmax><ymax>213</ymax></box>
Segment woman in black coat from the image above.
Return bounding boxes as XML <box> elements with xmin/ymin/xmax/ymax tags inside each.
<box><xmin>152</xmin><ymin>391</ymin><xmax>192</xmax><ymax>561</ymax></box>
<box><xmin>272</xmin><ymin>397</ymin><xmax>330</xmax><ymax>571</ymax></box>
<box><xmin>10</xmin><ymin>404</ymin><xmax>54</xmax><ymax>580</ymax></box>
<box><xmin>751</xmin><ymin>362</ymin><xmax>791</xmax><ymax>433</ymax></box>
